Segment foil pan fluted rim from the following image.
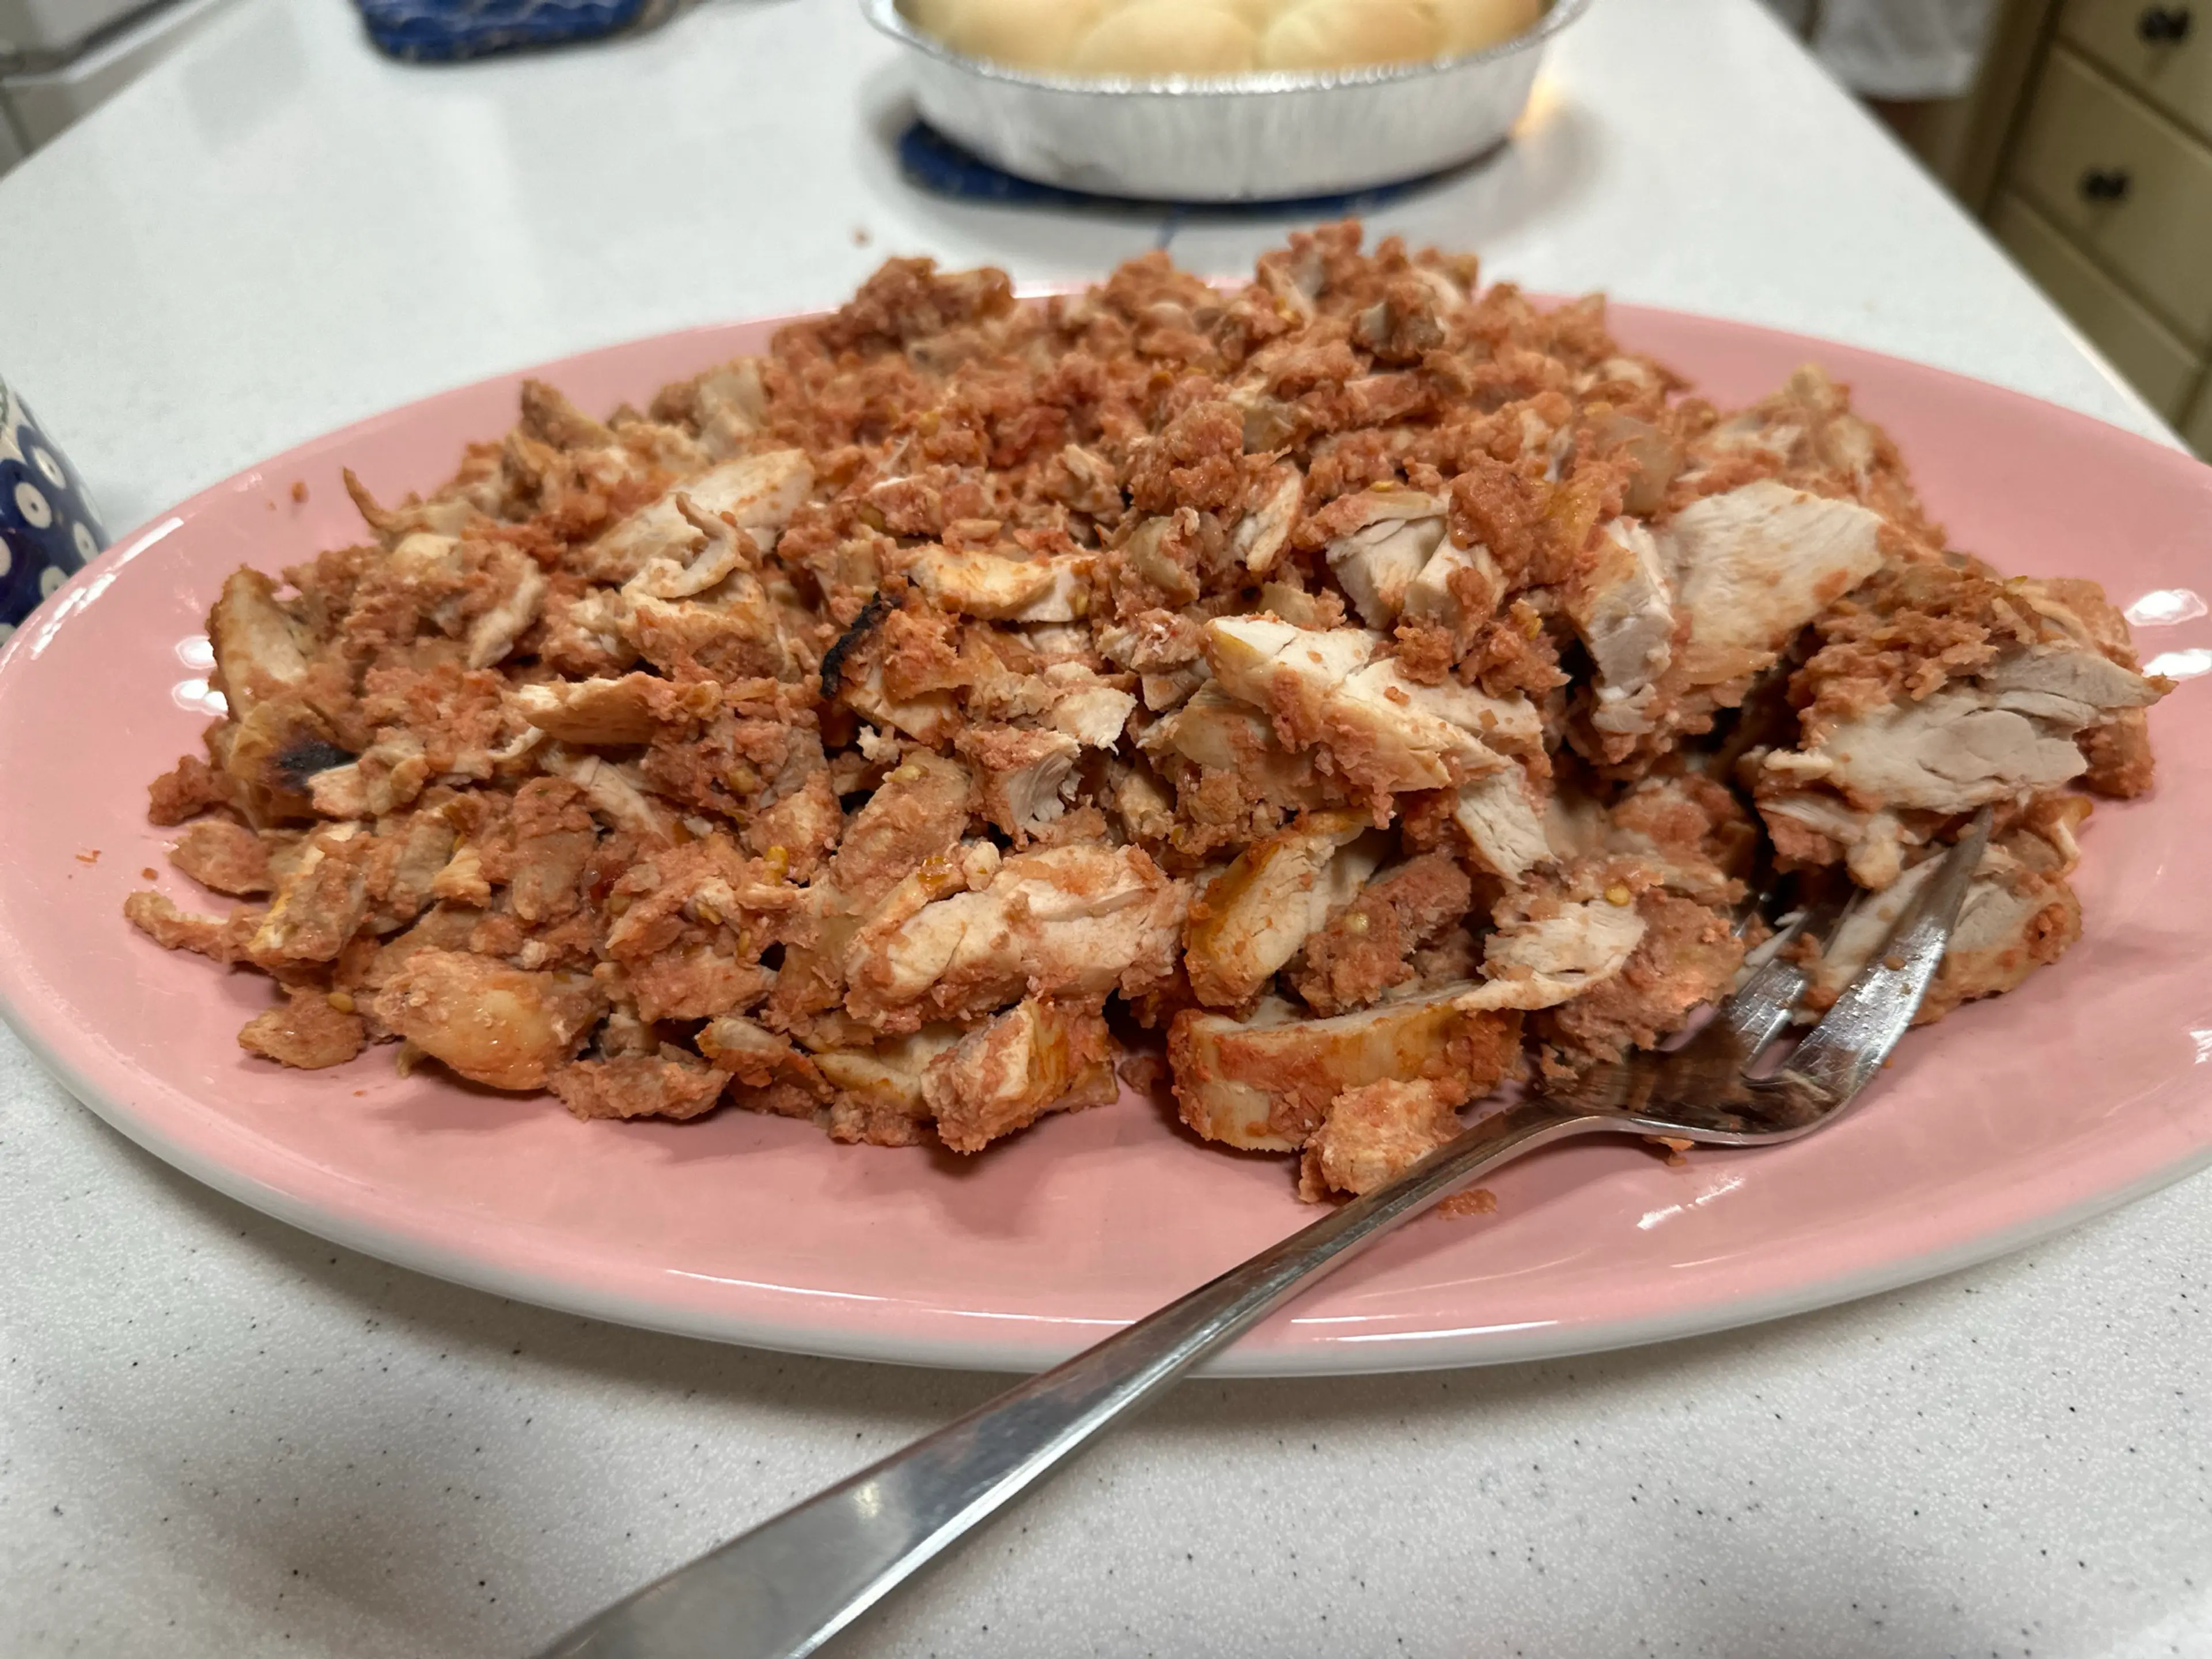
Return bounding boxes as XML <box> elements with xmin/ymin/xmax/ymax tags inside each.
<box><xmin>859</xmin><ymin>0</ymin><xmax>1590</xmax><ymax>100</ymax></box>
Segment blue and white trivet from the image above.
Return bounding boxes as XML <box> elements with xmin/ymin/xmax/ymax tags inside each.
<box><xmin>352</xmin><ymin>0</ymin><xmax>680</xmax><ymax>62</ymax></box>
<box><xmin>0</xmin><ymin>375</ymin><xmax>107</xmax><ymax>643</ymax></box>
<box><xmin>896</xmin><ymin>121</ymin><xmax>1449</xmax><ymax>218</ymax></box>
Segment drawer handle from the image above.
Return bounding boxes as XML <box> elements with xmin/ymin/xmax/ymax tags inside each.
<box><xmin>2138</xmin><ymin>5</ymin><xmax>2194</xmax><ymax>41</ymax></box>
<box><xmin>2080</xmin><ymin>167</ymin><xmax>2134</xmax><ymax>202</ymax></box>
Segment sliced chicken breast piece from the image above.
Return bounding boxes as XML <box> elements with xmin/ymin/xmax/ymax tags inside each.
<box><xmin>373</xmin><ymin>950</ymin><xmax>603</xmax><ymax>1091</ymax></box>
<box><xmin>1402</xmin><ymin>539</ymin><xmax>1505</xmax><ymax>638</ymax></box>
<box><xmin>622</xmin><ymin>495</ymin><xmax>759</xmax><ymax>602</ymax></box>
<box><xmin>1203</xmin><ymin>616</ymin><xmax>1537</xmax><ymax>797</ymax></box>
<box><xmin>1760</xmin><ymin>792</ymin><xmax>1911</xmax><ymax>889</ymax></box>
<box><xmin>1233</xmin><ymin>464</ymin><xmax>1304</xmax><ymax>575</ymax></box>
<box><xmin>1298</xmin><ymin>1078</ymin><xmax>1468</xmax><ymax>1200</ymax></box>
<box><xmin>911</xmin><ymin>549</ymin><xmax>1093</xmax><ymax>623</ymax></box>
<box><xmin>1169</xmin><ymin>983</ymin><xmax>1522</xmax><ymax>1152</ymax></box>
<box><xmin>1205</xmin><ymin>615</ymin><xmax>1379</xmax><ymax>743</ymax></box>
<box><xmin>1756</xmin><ymin>587</ymin><xmax>2164</xmax><ymax>814</ymax></box>
<box><xmin>1323</xmin><ymin>490</ymin><xmax>1448</xmax><ymax>629</ymax></box>
<box><xmin>1325</xmin><ymin>660</ymin><xmax>1509</xmax><ymax>793</ymax></box>
<box><xmin>845</xmin><ymin>844</ymin><xmax>1188</xmax><ymax>1025</ymax></box>
<box><xmin>1457</xmin><ymin>895</ymin><xmax>1649</xmax><ymax>1012</ymax></box>
<box><xmin>1452</xmin><ymin>766</ymin><xmax>1553</xmax><ymax>881</ymax></box>
<box><xmin>514</xmin><ymin>674</ymin><xmax>720</xmax><ymax>746</ymax></box>
<box><xmin>590</xmin><ymin>449</ymin><xmax>813</xmax><ymax>582</ymax></box>
<box><xmin>957</xmin><ymin>726</ymin><xmax>1082</xmax><ymax>842</ymax></box>
<box><xmin>1041</xmin><ymin>670</ymin><xmax>1137</xmax><ymax>748</ymax></box>
<box><xmin>813</xmin><ymin>1026</ymin><xmax>966</xmax><ymax>1113</ymax></box>
<box><xmin>1787</xmin><ymin>688</ymin><xmax>2105</xmax><ymax>812</ymax></box>
<box><xmin>1185</xmin><ymin>811</ymin><xmax>1387</xmax><ymax>1007</ymax></box>
<box><xmin>1662</xmin><ymin>479</ymin><xmax>1883</xmax><ymax>687</ymax></box>
<box><xmin>923</xmin><ymin>998</ymin><xmax>1119</xmax><ymax>1153</ymax></box>
<box><xmin>1806</xmin><ymin>832</ymin><xmax>2082</xmax><ymax>1024</ymax></box>
<box><xmin>1570</xmin><ymin>518</ymin><xmax>1676</xmax><ymax>737</ymax></box>
<box><xmin>465</xmin><ymin>546</ymin><xmax>550</xmax><ymax>669</ymax></box>
<box><xmin>207</xmin><ymin>568</ymin><xmax>313</xmax><ymax>713</ymax></box>
<box><xmin>1139</xmin><ymin>683</ymin><xmax>1332</xmax><ymax>812</ymax></box>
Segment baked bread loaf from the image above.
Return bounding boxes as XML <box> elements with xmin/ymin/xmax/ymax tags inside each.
<box><xmin>1437</xmin><ymin>0</ymin><xmax>1542</xmax><ymax>54</ymax></box>
<box><xmin>927</xmin><ymin>0</ymin><xmax>1109</xmax><ymax>70</ymax></box>
<box><xmin>1259</xmin><ymin>0</ymin><xmax>1441</xmax><ymax>72</ymax></box>
<box><xmin>1074</xmin><ymin>1</ymin><xmax>1262</xmax><ymax>74</ymax></box>
<box><xmin>906</xmin><ymin>0</ymin><xmax>1543</xmax><ymax>77</ymax></box>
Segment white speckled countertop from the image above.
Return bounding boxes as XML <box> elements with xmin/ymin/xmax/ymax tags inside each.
<box><xmin>2</xmin><ymin>2</ymin><xmax>2207</xmax><ymax>1654</ymax></box>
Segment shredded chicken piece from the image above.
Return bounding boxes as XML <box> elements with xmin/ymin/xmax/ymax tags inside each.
<box><xmin>129</xmin><ymin>221</ymin><xmax>2157</xmax><ymax>1185</ymax></box>
<box><xmin>169</xmin><ymin>819</ymin><xmax>275</xmax><ymax>895</ymax></box>
<box><xmin>1664</xmin><ymin>480</ymin><xmax>1885</xmax><ymax>688</ymax></box>
<box><xmin>1299</xmin><ymin>1078</ymin><xmax>1468</xmax><ymax>1201</ymax></box>
<box><xmin>1185</xmin><ymin>811</ymin><xmax>1382</xmax><ymax>1008</ymax></box>
<box><xmin>845</xmin><ymin>844</ymin><xmax>1187</xmax><ymax>1027</ymax></box>
<box><xmin>923</xmin><ymin>998</ymin><xmax>1118</xmax><ymax>1153</ymax></box>
<box><xmin>1289</xmin><ymin>849</ymin><xmax>1472</xmax><ymax>1015</ymax></box>
<box><xmin>590</xmin><ymin>449</ymin><xmax>813</xmax><ymax>582</ymax></box>
<box><xmin>238</xmin><ymin>987</ymin><xmax>366</xmax><ymax>1070</ymax></box>
<box><xmin>1569</xmin><ymin>518</ymin><xmax>1676</xmax><ymax>744</ymax></box>
<box><xmin>1323</xmin><ymin>489</ymin><xmax>1448</xmax><ymax>630</ymax></box>
<box><xmin>551</xmin><ymin>1050</ymin><xmax>729</xmax><ymax>1122</ymax></box>
<box><xmin>1171</xmin><ymin>983</ymin><xmax>1522</xmax><ymax>1154</ymax></box>
<box><xmin>372</xmin><ymin>950</ymin><xmax>602</xmax><ymax>1090</ymax></box>
<box><xmin>1458</xmin><ymin>891</ymin><xmax>1649</xmax><ymax>1012</ymax></box>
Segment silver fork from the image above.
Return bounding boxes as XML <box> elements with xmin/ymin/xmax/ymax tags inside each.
<box><xmin>535</xmin><ymin>807</ymin><xmax>1993</xmax><ymax>1659</ymax></box>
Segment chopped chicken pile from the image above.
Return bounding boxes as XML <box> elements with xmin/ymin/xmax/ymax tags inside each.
<box><xmin>128</xmin><ymin>224</ymin><xmax>2166</xmax><ymax>1200</ymax></box>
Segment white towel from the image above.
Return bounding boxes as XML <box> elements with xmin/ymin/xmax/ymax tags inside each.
<box><xmin>1763</xmin><ymin>0</ymin><xmax>1999</xmax><ymax>100</ymax></box>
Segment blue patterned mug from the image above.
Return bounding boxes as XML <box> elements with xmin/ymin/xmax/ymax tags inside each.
<box><xmin>0</xmin><ymin>374</ymin><xmax>106</xmax><ymax>642</ymax></box>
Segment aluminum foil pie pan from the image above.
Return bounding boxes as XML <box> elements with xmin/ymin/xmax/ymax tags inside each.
<box><xmin>861</xmin><ymin>0</ymin><xmax>1589</xmax><ymax>204</ymax></box>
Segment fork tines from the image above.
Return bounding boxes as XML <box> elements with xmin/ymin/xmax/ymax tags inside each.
<box><xmin>1540</xmin><ymin>808</ymin><xmax>1995</xmax><ymax>1133</ymax></box>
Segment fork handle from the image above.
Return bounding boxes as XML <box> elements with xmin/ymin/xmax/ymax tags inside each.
<box><xmin>533</xmin><ymin>1100</ymin><xmax>1604</xmax><ymax>1659</ymax></box>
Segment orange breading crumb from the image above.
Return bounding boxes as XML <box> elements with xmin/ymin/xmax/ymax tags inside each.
<box><xmin>238</xmin><ymin>987</ymin><xmax>365</xmax><ymax>1070</ymax></box>
<box><xmin>1289</xmin><ymin>849</ymin><xmax>1471</xmax><ymax>1016</ymax></box>
<box><xmin>1436</xmin><ymin>1187</ymin><xmax>1499</xmax><ymax>1218</ymax></box>
<box><xmin>169</xmin><ymin>819</ymin><xmax>274</xmax><ymax>895</ymax></box>
<box><xmin>1298</xmin><ymin>1078</ymin><xmax>1468</xmax><ymax>1201</ymax></box>
<box><xmin>550</xmin><ymin>1053</ymin><xmax>728</xmax><ymax>1122</ymax></box>
<box><xmin>1535</xmin><ymin>891</ymin><xmax>1749</xmax><ymax>1081</ymax></box>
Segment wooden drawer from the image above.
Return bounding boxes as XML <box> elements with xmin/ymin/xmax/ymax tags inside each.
<box><xmin>2012</xmin><ymin>45</ymin><xmax>2212</xmax><ymax>343</ymax></box>
<box><xmin>1993</xmin><ymin>192</ymin><xmax>2204</xmax><ymax>416</ymax></box>
<box><xmin>2183</xmin><ymin>375</ymin><xmax>2212</xmax><ymax>456</ymax></box>
<box><xmin>2062</xmin><ymin>0</ymin><xmax>2212</xmax><ymax>143</ymax></box>
<box><xmin>1993</xmin><ymin>192</ymin><xmax>2204</xmax><ymax>417</ymax></box>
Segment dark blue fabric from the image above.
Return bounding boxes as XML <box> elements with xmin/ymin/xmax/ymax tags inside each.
<box><xmin>0</xmin><ymin>377</ymin><xmax>107</xmax><ymax>635</ymax></box>
<box><xmin>896</xmin><ymin>120</ymin><xmax>1446</xmax><ymax>215</ymax></box>
<box><xmin>353</xmin><ymin>0</ymin><xmax>652</xmax><ymax>62</ymax></box>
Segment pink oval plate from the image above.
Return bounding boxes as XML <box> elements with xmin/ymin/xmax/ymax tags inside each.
<box><xmin>2</xmin><ymin>305</ymin><xmax>2210</xmax><ymax>1376</ymax></box>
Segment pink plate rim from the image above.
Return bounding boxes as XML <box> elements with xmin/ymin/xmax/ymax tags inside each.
<box><xmin>2</xmin><ymin>299</ymin><xmax>2209</xmax><ymax>1375</ymax></box>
